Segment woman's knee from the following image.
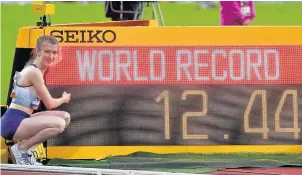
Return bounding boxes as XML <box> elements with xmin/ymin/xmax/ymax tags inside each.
<box><xmin>50</xmin><ymin>117</ymin><xmax>66</xmax><ymax>133</ymax></box>
<box><xmin>62</xmin><ymin>111</ymin><xmax>71</xmax><ymax>128</ymax></box>
<box><xmin>48</xmin><ymin>111</ymin><xmax>70</xmax><ymax>128</ymax></box>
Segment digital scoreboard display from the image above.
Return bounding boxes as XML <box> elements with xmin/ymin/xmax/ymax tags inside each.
<box><xmin>44</xmin><ymin>27</ymin><xmax>302</xmax><ymax>148</ymax></box>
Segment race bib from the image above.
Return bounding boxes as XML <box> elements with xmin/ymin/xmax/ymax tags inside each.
<box><xmin>241</xmin><ymin>6</ymin><xmax>251</xmax><ymax>17</ymax></box>
<box><xmin>32</xmin><ymin>97</ymin><xmax>41</xmax><ymax>110</ymax></box>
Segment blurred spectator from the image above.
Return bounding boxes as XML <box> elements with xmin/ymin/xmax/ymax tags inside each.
<box><xmin>105</xmin><ymin>1</ymin><xmax>143</xmax><ymax>21</ymax></box>
<box><xmin>219</xmin><ymin>1</ymin><xmax>255</xmax><ymax>26</ymax></box>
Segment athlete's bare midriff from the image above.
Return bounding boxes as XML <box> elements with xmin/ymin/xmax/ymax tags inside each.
<box><xmin>9</xmin><ymin>103</ymin><xmax>34</xmax><ymax>115</ymax></box>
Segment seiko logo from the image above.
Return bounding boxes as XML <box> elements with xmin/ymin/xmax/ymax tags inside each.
<box><xmin>50</xmin><ymin>30</ymin><xmax>116</xmax><ymax>43</ymax></box>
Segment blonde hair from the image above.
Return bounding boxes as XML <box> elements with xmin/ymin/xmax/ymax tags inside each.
<box><xmin>28</xmin><ymin>35</ymin><xmax>62</xmax><ymax>66</ymax></box>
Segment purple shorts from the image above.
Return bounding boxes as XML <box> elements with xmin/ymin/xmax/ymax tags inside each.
<box><xmin>1</xmin><ymin>108</ymin><xmax>30</xmax><ymax>140</ymax></box>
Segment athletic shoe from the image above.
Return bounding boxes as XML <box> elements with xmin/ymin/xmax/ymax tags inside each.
<box><xmin>10</xmin><ymin>144</ymin><xmax>31</xmax><ymax>165</ymax></box>
<box><xmin>27</xmin><ymin>150</ymin><xmax>43</xmax><ymax>166</ymax></box>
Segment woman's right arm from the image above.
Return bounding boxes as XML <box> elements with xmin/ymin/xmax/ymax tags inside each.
<box><xmin>29</xmin><ymin>69</ymin><xmax>69</xmax><ymax>109</ymax></box>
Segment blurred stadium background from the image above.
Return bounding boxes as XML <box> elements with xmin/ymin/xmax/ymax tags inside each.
<box><xmin>1</xmin><ymin>1</ymin><xmax>302</xmax><ymax>104</ymax></box>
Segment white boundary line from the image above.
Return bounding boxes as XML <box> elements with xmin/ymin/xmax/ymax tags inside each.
<box><xmin>1</xmin><ymin>164</ymin><xmax>210</xmax><ymax>175</ymax></box>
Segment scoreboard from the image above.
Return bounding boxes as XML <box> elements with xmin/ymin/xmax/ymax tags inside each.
<box><xmin>40</xmin><ymin>26</ymin><xmax>302</xmax><ymax>158</ymax></box>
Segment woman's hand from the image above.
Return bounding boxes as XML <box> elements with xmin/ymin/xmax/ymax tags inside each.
<box><xmin>62</xmin><ymin>91</ymin><xmax>71</xmax><ymax>104</ymax></box>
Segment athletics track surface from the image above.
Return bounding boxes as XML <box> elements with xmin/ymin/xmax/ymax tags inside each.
<box><xmin>2</xmin><ymin>167</ymin><xmax>302</xmax><ymax>175</ymax></box>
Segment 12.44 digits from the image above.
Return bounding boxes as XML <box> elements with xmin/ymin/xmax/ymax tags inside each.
<box><xmin>155</xmin><ymin>89</ymin><xmax>300</xmax><ymax>140</ymax></box>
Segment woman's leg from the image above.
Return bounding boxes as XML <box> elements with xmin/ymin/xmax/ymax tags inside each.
<box><xmin>22</xmin><ymin>111</ymin><xmax>71</xmax><ymax>152</ymax></box>
<box><xmin>13</xmin><ymin>116</ymin><xmax>66</xmax><ymax>151</ymax></box>
<box><xmin>11</xmin><ymin>116</ymin><xmax>66</xmax><ymax>165</ymax></box>
<box><xmin>31</xmin><ymin>111</ymin><xmax>71</xmax><ymax>128</ymax></box>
